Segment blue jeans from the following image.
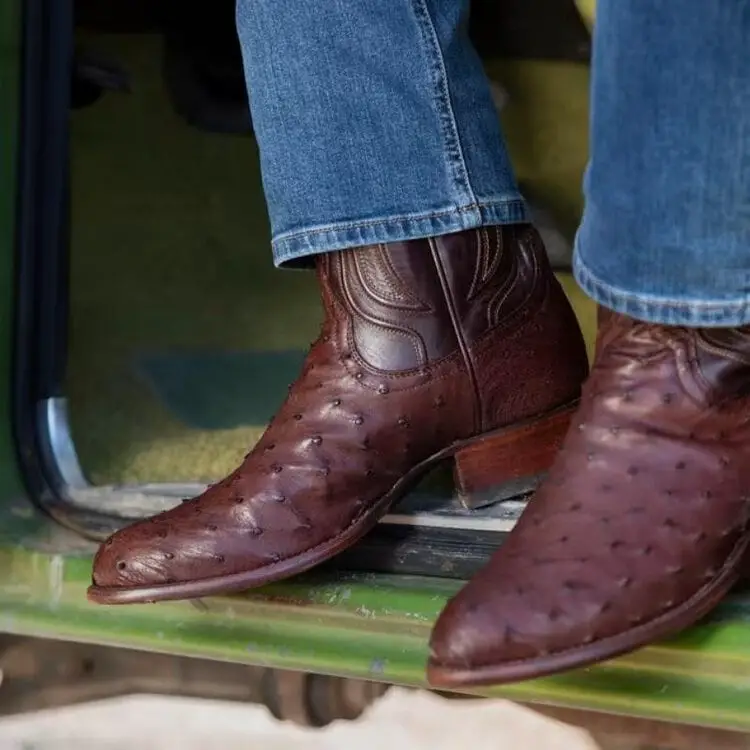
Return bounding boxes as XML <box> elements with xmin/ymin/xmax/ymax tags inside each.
<box><xmin>236</xmin><ymin>1</ymin><xmax>750</xmax><ymax>326</ymax></box>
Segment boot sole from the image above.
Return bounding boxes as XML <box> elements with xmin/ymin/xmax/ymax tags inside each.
<box><xmin>87</xmin><ymin>402</ymin><xmax>577</xmax><ymax>605</ymax></box>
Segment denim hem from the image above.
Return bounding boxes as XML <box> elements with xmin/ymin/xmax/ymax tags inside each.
<box><xmin>574</xmin><ymin>243</ymin><xmax>750</xmax><ymax>327</ymax></box>
<box><xmin>273</xmin><ymin>198</ymin><xmax>529</xmax><ymax>267</ymax></box>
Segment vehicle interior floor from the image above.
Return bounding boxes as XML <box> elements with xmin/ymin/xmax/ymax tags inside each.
<box><xmin>68</xmin><ymin>32</ymin><xmax>598</xmax><ymax>488</ymax></box>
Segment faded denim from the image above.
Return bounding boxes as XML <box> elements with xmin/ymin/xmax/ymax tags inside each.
<box><xmin>237</xmin><ymin>0</ymin><xmax>750</xmax><ymax>325</ymax></box>
<box><xmin>575</xmin><ymin>1</ymin><xmax>750</xmax><ymax>326</ymax></box>
<box><xmin>236</xmin><ymin>0</ymin><xmax>526</xmax><ymax>266</ymax></box>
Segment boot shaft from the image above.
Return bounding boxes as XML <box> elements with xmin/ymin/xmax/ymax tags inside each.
<box><xmin>317</xmin><ymin>225</ymin><xmax>555</xmax><ymax>370</ymax></box>
<box><xmin>316</xmin><ymin>225</ymin><xmax>588</xmax><ymax>434</ymax></box>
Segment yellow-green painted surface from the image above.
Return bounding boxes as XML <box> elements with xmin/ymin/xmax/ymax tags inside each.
<box><xmin>575</xmin><ymin>0</ymin><xmax>596</xmax><ymax>30</ymax></box>
<box><xmin>5</xmin><ymin>13</ymin><xmax>750</xmax><ymax>735</ymax></box>
<box><xmin>0</xmin><ymin>505</ymin><xmax>750</xmax><ymax>731</ymax></box>
<box><xmin>67</xmin><ymin>37</ymin><xmax>594</xmax><ymax>485</ymax></box>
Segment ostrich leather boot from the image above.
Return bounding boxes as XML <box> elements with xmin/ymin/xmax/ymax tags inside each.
<box><xmin>428</xmin><ymin>311</ymin><xmax>750</xmax><ymax>687</ymax></box>
<box><xmin>88</xmin><ymin>224</ymin><xmax>588</xmax><ymax>604</ymax></box>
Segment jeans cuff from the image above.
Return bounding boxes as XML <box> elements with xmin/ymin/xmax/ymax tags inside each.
<box><xmin>574</xmin><ymin>242</ymin><xmax>750</xmax><ymax>327</ymax></box>
<box><xmin>272</xmin><ymin>197</ymin><xmax>529</xmax><ymax>267</ymax></box>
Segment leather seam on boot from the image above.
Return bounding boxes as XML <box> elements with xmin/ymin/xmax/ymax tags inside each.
<box><xmin>428</xmin><ymin>236</ymin><xmax>482</xmax><ymax>432</ymax></box>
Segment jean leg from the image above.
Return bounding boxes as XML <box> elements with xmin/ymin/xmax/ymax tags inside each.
<box><xmin>236</xmin><ymin>0</ymin><xmax>526</xmax><ymax>266</ymax></box>
<box><xmin>574</xmin><ymin>1</ymin><xmax>750</xmax><ymax>326</ymax></box>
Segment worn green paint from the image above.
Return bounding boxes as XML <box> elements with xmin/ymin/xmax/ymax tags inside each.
<box><xmin>0</xmin><ymin>0</ymin><xmax>23</xmax><ymax>501</ymax></box>
<box><xmin>2</xmin><ymin>499</ymin><xmax>750</xmax><ymax>732</ymax></box>
<box><xmin>2</xmin><ymin>0</ymin><xmax>750</xmax><ymax>733</ymax></box>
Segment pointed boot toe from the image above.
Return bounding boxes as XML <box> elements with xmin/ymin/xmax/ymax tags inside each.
<box><xmin>428</xmin><ymin>314</ymin><xmax>750</xmax><ymax>687</ymax></box>
<box><xmin>89</xmin><ymin>226</ymin><xmax>589</xmax><ymax>604</ymax></box>
<box><xmin>91</xmin><ymin>521</ymin><xmax>178</xmax><ymax>597</ymax></box>
<box><xmin>427</xmin><ymin>569</ymin><xmax>543</xmax><ymax>681</ymax></box>
<box><xmin>88</xmin><ymin>497</ymin><xmax>273</xmax><ymax>604</ymax></box>
<box><xmin>88</xmin><ymin>477</ymin><xmax>331</xmax><ymax>603</ymax></box>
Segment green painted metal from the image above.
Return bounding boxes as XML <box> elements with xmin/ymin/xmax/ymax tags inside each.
<box><xmin>1</xmin><ymin>0</ymin><xmax>750</xmax><ymax>734</ymax></box>
<box><xmin>0</xmin><ymin>0</ymin><xmax>24</xmax><ymax>502</ymax></box>
<box><xmin>1</xmin><ymin>491</ymin><xmax>750</xmax><ymax>732</ymax></box>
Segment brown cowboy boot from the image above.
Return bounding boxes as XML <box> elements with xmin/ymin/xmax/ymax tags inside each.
<box><xmin>428</xmin><ymin>312</ymin><xmax>750</xmax><ymax>687</ymax></box>
<box><xmin>88</xmin><ymin>225</ymin><xmax>588</xmax><ymax>604</ymax></box>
